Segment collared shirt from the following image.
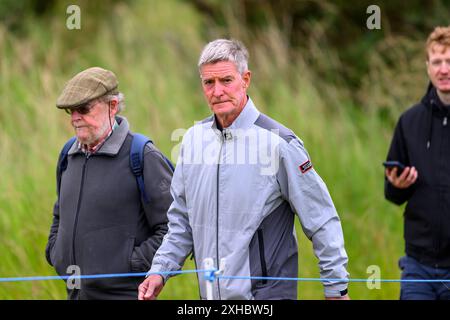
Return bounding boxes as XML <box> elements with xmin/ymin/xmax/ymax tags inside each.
<box><xmin>78</xmin><ymin>120</ymin><xmax>118</xmax><ymax>155</ymax></box>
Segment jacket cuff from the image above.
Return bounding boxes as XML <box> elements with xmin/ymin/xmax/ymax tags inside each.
<box><xmin>147</xmin><ymin>264</ymin><xmax>172</xmax><ymax>284</ymax></box>
<box><xmin>385</xmin><ymin>180</ymin><xmax>412</xmax><ymax>205</ymax></box>
<box><xmin>324</xmin><ymin>284</ymin><xmax>348</xmax><ymax>298</ymax></box>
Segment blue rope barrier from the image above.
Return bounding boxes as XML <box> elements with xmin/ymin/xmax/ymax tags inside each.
<box><xmin>216</xmin><ymin>275</ymin><xmax>450</xmax><ymax>283</ymax></box>
<box><xmin>1</xmin><ymin>269</ymin><xmax>449</xmax><ymax>283</ymax></box>
<box><xmin>0</xmin><ymin>269</ymin><xmax>215</xmax><ymax>283</ymax></box>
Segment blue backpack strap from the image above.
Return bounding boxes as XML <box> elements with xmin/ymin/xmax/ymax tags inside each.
<box><xmin>130</xmin><ymin>133</ymin><xmax>175</xmax><ymax>205</ymax></box>
<box><xmin>57</xmin><ymin>136</ymin><xmax>77</xmax><ymax>196</ymax></box>
<box><xmin>130</xmin><ymin>133</ymin><xmax>152</xmax><ymax>204</ymax></box>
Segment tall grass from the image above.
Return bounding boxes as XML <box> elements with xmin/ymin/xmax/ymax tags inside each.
<box><xmin>0</xmin><ymin>0</ymin><xmax>427</xmax><ymax>299</ymax></box>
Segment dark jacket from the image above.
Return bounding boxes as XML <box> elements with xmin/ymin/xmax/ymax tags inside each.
<box><xmin>385</xmin><ymin>83</ymin><xmax>450</xmax><ymax>267</ymax></box>
<box><xmin>45</xmin><ymin>116</ymin><xmax>173</xmax><ymax>299</ymax></box>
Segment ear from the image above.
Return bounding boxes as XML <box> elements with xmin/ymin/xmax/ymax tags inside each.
<box><xmin>426</xmin><ymin>60</ymin><xmax>431</xmax><ymax>78</ymax></box>
<box><xmin>109</xmin><ymin>97</ymin><xmax>119</xmax><ymax>116</ymax></box>
<box><xmin>242</xmin><ymin>70</ymin><xmax>251</xmax><ymax>89</ymax></box>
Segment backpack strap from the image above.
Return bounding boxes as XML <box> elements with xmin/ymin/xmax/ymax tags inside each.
<box><xmin>130</xmin><ymin>133</ymin><xmax>152</xmax><ymax>204</ymax></box>
<box><xmin>130</xmin><ymin>133</ymin><xmax>175</xmax><ymax>205</ymax></box>
<box><xmin>56</xmin><ymin>136</ymin><xmax>77</xmax><ymax>197</ymax></box>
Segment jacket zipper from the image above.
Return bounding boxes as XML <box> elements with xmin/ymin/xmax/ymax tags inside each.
<box><xmin>215</xmin><ymin>132</ymin><xmax>224</xmax><ymax>300</ymax></box>
<box><xmin>71</xmin><ymin>156</ymin><xmax>89</xmax><ymax>266</ymax></box>
<box><xmin>436</xmin><ymin>116</ymin><xmax>447</xmax><ymax>263</ymax></box>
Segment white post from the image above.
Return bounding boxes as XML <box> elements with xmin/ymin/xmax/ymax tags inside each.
<box><xmin>203</xmin><ymin>258</ymin><xmax>215</xmax><ymax>300</ymax></box>
<box><xmin>203</xmin><ymin>257</ymin><xmax>227</xmax><ymax>300</ymax></box>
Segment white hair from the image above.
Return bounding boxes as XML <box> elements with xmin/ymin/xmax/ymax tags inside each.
<box><xmin>198</xmin><ymin>39</ymin><xmax>249</xmax><ymax>74</ymax></box>
<box><xmin>101</xmin><ymin>92</ymin><xmax>126</xmax><ymax>113</ymax></box>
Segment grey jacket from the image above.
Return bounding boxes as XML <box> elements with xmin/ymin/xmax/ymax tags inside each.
<box><xmin>45</xmin><ymin>116</ymin><xmax>173</xmax><ymax>299</ymax></box>
<box><xmin>149</xmin><ymin>98</ymin><xmax>349</xmax><ymax>299</ymax></box>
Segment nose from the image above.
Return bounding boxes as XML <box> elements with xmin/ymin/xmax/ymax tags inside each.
<box><xmin>212</xmin><ymin>83</ymin><xmax>225</xmax><ymax>97</ymax></box>
<box><xmin>71</xmin><ymin>110</ymin><xmax>82</xmax><ymax>121</ymax></box>
<box><xmin>438</xmin><ymin>61</ymin><xmax>450</xmax><ymax>74</ymax></box>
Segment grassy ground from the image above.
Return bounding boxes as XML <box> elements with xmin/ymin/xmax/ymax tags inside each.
<box><xmin>0</xmin><ymin>0</ymin><xmax>426</xmax><ymax>299</ymax></box>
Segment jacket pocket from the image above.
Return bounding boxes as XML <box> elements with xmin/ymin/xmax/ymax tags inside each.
<box><xmin>79</xmin><ymin>225</ymin><xmax>136</xmax><ymax>290</ymax></box>
<box><xmin>80</xmin><ymin>226</ymin><xmax>134</xmax><ymax>275</ymax></box>
<box><xmin>50</xmin><ymin>227</ymin><xmax>70</xmax><ymax>277</ymax></box>
<box><xmin>77</xmin><ymin>225</ymin><xmax>137</xmax><ymax>292</ymax></box>
<box><xmin>257</xmin><ymin>229</ymin><xmax>268</xmax><ymax>284</ymax></box>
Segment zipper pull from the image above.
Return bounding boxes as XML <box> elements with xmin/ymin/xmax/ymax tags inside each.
<box><xmin>444</xmin><ymin>117</ymin><xmax>448</xmax><ymax>126</ymax></box>
<box><xmin>223</xmin><ymin>129</ymin><xmax>232</xmax><ymax>140</ymax></box>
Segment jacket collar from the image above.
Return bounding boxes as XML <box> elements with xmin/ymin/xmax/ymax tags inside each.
<box><xmin>211</xmin><ymin>96</ymin><xmax>260</xmax><ymax>131</ymax></box>
<box><xmin>421</xmin><ymin>83</ymin><xmax>450</xmax><ymax>150</ymax></box>
<box><xmin>422</xmin><ymin>82</ymin><xmax>450</xmax><ymax>116</ymax></box>
<box><xmin>68</xmin><ymin>115</ymin><xmax>129</xmax><ymax>156</ymax></box>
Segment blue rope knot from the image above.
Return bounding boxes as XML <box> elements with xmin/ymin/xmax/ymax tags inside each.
<box><xmin>205</xmin><ymin>269</ymin><xmax>218</xmax><ymax>282</ymax></box>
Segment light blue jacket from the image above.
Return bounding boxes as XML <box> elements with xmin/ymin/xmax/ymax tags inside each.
<box><xmin>149</xmin><ymin>98</ymin><xmax>349</xmax><ymax>299</ymax></box>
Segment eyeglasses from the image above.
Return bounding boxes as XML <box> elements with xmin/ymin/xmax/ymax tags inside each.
<box><xmin>64</xmin><ymin>101</ymin><xmax>98</xmax><ymax>115</ymax></box>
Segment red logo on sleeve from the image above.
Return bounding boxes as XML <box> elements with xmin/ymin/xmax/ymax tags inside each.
<box><xmin>299</xmin><ymin>160</ymin><xmax>313</xmax><ymax>173</ymax></box>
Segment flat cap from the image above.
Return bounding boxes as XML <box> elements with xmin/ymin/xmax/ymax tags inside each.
<box><xmin>56</xmin><ymin>67</ymin><xmax>118</xmax><ymax>109</ymax></box>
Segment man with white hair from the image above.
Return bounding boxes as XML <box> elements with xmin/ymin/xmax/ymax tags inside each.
<box><xmin>138</xmin><ymin>40</ymin><xmax>349</xmax><ymax>300</ymax></box>
<box><xmin>45</xmin><ymin>67</ymin><xmax>173</xmax><ymax>299</ymax></box>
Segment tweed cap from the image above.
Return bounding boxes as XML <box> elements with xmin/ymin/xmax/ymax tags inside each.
<box><xmin>56</xmin><ymin>67</ymin><xmax>118</xmax><ymax>109</ymax></box>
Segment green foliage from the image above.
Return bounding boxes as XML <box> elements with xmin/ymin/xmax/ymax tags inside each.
<box><xmin>0</xmin><ymin>0</ymin><xmax>437</xmax><ymax>299</ymax></box>
<box><xmin>190</xmin><ymin>0</ymin><xmax>450</xmax><ymax>115</ymax></box>
<box><xmin>0</xmin><ymin>0</ymin><xmax>56</xmax><ymax>31</ymax></box>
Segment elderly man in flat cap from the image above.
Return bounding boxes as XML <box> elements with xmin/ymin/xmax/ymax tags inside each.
<box><xmin>45</xmin><ymin>67</ymin><xmax>173</xmax><ymax>300</ymax></box>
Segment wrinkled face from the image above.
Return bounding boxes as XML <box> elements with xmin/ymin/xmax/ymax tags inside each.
<box><xmin>69</xmin><ymin>99</ymin><xmax>116</xmax><ymax>146</ymax></box>
<box><xmin>200</xmin><ymin>61</ymin><xmax>251</xmax><ymax>126</ymax></box>
<box><xmin>427</xmin><ymin>44</ymin><xmax>450</xmax><ymax>93</ymax></box>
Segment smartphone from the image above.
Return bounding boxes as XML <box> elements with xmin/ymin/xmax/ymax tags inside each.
<box><xmin>383</xmin><ymin>160</ymin><xmax>406</xmax><ymax>176</ymax></box>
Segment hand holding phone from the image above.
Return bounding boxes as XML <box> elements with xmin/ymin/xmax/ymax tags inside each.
<box><xmin>383</xmin><ymin>161</ymin><xmax>406</xmax><ymax>176</ymax></box>
<box><xmin>383</xmin><ymin>160</ymin><xmax>418</xmax><ymax>189</ymax></box>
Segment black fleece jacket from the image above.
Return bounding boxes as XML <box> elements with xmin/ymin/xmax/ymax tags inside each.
<box><xmin>385</xmin><ymin>83</ymin><xmax>450</xmax><ymax>268</ymax></box>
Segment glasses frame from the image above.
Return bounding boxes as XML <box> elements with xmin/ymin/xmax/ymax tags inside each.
<box><xmin>64</xmin><ymin>100</ymin><xmax>99</xmax><ymax>115</ymax></box>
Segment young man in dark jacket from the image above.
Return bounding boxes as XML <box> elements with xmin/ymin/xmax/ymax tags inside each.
<box><xmin>385</xmin><ymin>26</ymin><xmax>450</xmax><ymax>300</ymax></box>
<box><xmin>45</xmin><ymin>67</ymin><xmax>173</xmax><ymax>299</ymax></box>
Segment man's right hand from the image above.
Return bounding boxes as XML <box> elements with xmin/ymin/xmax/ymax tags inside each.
<box><xmin>138</xmin><ymin>274</ymin><xmax>164</xmax><ymax>300</ymax></box>
<box><xmin>385</xmin><ymin>166</ymin><xmax>418</xmax><ymax>189</ymax></box>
